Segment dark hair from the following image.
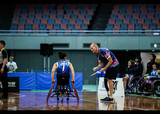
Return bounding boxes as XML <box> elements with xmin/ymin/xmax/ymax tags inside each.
<box><xmin>152</xmin><ymin>63</ymin><xmax>159</xmax><ymax>69</ymax></box>
<box><xmin>58</xmin><ymin>51</ymin><xmax>66</xmax><ymax>59</ymax></box>
<box><xmin>150</xmin><ymin>53</ymin><xmax>156</xmax><ymax>61</ymax></box>
<box><xmin>0</xmin><ymin>40</ymin><xmax>5</xmax><ymax>46</ymax></box>
<box><xmin>135</xmin><ymin>56</ymin><xmax>142</xmax><ymax>63</ymax></box>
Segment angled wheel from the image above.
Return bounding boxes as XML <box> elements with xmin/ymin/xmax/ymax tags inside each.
<box><xmin>46</xmin><ymin>82</ymin><xmax>55</xmax><ymax>103</ymax></box>
<box><xmin>71</xmin><ymin>82</ymin><xmax>79</xmax><ymax>102</ymax></box>
<box><xmin>152</xmin><ymin>80</ymin><xmax>160</xmax><ymax>97</ymax></box>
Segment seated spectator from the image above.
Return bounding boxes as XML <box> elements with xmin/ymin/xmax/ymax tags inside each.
<box><xmin>144</xmin><ymin>63</ymin><xmax>160</xmax><ymax>84</ymax></box>
<box><xmin>6</xmin><ymin>56</ymin><xmax>18</xmax><ymax>72</ymax></box>
<box><xmin>146</xmin><ymin>54</ymin><xmax>157</xmax><ymax>75</ymax></box>
<box><xmin>123</xmin><ymin>60</ymin><xmax>134</xmax><ymax>91</ymax></box>
<box><xmin>132</xmin><ymin>56</ymin><xmax>143</xmax><ymax>77</ymax></box>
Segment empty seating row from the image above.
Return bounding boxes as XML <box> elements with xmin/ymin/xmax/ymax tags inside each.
<box><xmin>108</xmin><ymin>18</ymin><xmax>160</xmax><ymax>24</ymax></box>
<box><xmin>12</xmin><ymin>18</ymin><xmax>90</xmax><ymax>24</ymax></box>
<box><xmin>13</xmin><ymin>14</ymin><xmax>93</xmax><ymax>19</ymax></box>
<box><xmin>10</xmin><ymin>23</ymin><xmax>88</xmax><ymax>30</ymax></box>
<box><xmin>106</xmin><ymin>23</ymin><xmax>160</xmax><ymax>30</ymax></box>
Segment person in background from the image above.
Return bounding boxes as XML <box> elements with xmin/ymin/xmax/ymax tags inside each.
<box><xmin>132</xmin><ymin>56</ymin><xmax>143</xmax><ymax>78</ymax></box>
<box><xmin>145</xmin><ymin>54</ymin><xmax>157</xmax><ymax>75</ymax></box>
<box><xmin>6</xmin><ymin>56</ymin><xmax>18</xmax><ymax>72</ymax></box>
<box><xmin>123</xmin><ymin>60</ymin><xmax>134</xmax><ymax>91</ymax></box>
<box><xmin>0</xmin><ymin>40</ymin><xmax>8</xmax><ymax>99</ymax></box>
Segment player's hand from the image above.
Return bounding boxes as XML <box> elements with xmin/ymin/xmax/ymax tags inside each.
<box><xmin>99</xmin><ymin>68</ymin><xmax>106</xmax><ymax>72</ymax></box>
<box><xmin>52</xmin><ymin>80</ymin><xmax>56</xmax><ymax>83</ymax></box>
<box><xmin>93</xmin><ymin>67</ymin><xmax>97</xmax><ymax>71</ymax></box>
<box><xmin>71</xmin><ymin>79</ymin><xmax>75</xmax><ymax>83</ymax></box>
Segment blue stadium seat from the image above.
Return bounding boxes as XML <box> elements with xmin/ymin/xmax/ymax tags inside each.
<box><xmin>10</xmin><ymin>23</ymin><xmax>18</xmax><ymax>30</ymax></box>
<box><xmin>81</xmin><ymin>24</ymin><xmax>88</xmax><ymax>29</ymax></box>
<box><xmin>85</xmin><ymin>14</ymin><xmax>92</xmax><ymax>20</ymax></box>
<box><xmin>25</xmin><ymin>24</ymin><xmax>32</xmax><ymax>30</ymax></box>
<box><xmin>39</xmin><ymin>24</ymin><xmax>46</xmax><ymax>30</ymax></box>
<box><xmin>133</xmin><ymin>9</ymin><xmax>140</xmax><ymax>14</ymax></box>
<box><xmin>140</xmin><ymin>14</ymin><xmax>146</xmax><ymax>18</ymax></box>
<box><xmin>155</xmin><ymin>13</ymin><xmax>160</xmax><ymax>18</ymax></box>
<box><xmin>110</xmin><ymin>14</ymin><xmax>117</xmax><ymax>19</ymax></box>
<box><xmin>150</xmin><ymin>23</ymin><xmax>157</xmax><ymax>29</ymax></box>
<box><xmin>54</xmin><ymin>24</ymin><xmax>60</xmax><ymax>29</ymax></box>
<box><xmin>28</xmin><ymin>14</ymin><xmax>35</xmax><ymax>18</ymax></box>
<box><xmin>80</xmin><ymin>10</ymin><xmax>87</xmax><ymax>14</ymax></box>
<box><xmin>21</xmin><ymin>9</ymin><xmax>28</xmax><ymax>14</ymax></box>
<box><xmin>62</xmin><ymin>19</ymin><xmax>69</xmax><ymax>24</ymax></box>
<box><xmin>71</xmin><ymin>14</ymin><xmax>78</xmax><ymax>19</ymax></box>
<box><xmin>148</xmin><ymin>9</ymin><xmax>155</xmax><ymax>13</ymax></box>
<box><xmin>119</xmin><ymin>9</ymin><xmax>126</xmax><ymax>14</ymax></box>
<box><xmin>130</xmin><ymin>18</ymin><xmax>137</xmax><ymax>23</ymax></box>
<box><xmin>42</xmin><ymin>14</ymin><xmax>49</xmax><ymax>19</ymax></box>
<box><xmin>48</xmin><ymin>19</ymin><xmax>55</xmax><ymax>24</ymax></box>
<box><xmin>66</xmin><ymin>10</ymin><xmax>72</xmax><ymax>14</ymax></box>
<box><xmin>57</xmin><ymin>14</ymin><xmax>63</xmax><ymax>19</ymax></box>
<box><xmin>116</xmin><ymin>18</ymin><xmax>123</xmax><ymax>24</ymax></box>
<box><xmin>76</xmin><ymin>19</ymin><xmax>83</xmax><ymax>24</ymax></box>
<box><xmin>145</xmin><ymin>18</ymin><xmax>152</xmax><ymax>23</ymax></box>
<box><xmin>13</xmin><ymin>14</ymin><xmax>20</xmax><ymax>18</ymax></box>
<box><xmin>121</xmin><ymin>24</ymin><xmax>128</xmax><ymax>30</ymax></box>
<box><xmin>67</xmin><ymin>24</ymin><xmax>74</xmax><ymax>29</ymax></box>
<box><xmin>19</xmin><ymin>19</ymin><xmax>26</xmax><ymax>23</ymax></box>
<box><xmin>50</xmin><ymin>10</ymin><xmax>57</xmax><ymax>14</ymax></box>
<box><xmin>135</xmin><ymin>23</ymin><xmax>142</xmax><ymax>30</ymax></box>
<box><xmin>106</xmin><ymin>23</ymin><xmax>113</xmax><ymax>30</ymax></box>
<box><xmin>125</xmin><ymin>14</ymin><xmax>131</xmax><ymax>19</ymax></box>
<box><xmin>34</xmin><ymin>19</ymin><xmax>40</xmax><ymax>24</ymax></box>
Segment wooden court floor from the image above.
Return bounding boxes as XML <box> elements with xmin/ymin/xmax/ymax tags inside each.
<box><xmin>0</xmin><ymin>91</ymin><xmax>160</xmax><ymax>111</ymax></box>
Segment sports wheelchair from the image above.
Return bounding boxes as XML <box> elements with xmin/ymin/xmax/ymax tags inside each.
<box><xmin>126</xmin><ymin>76</ymin><xmax>141</xmax><ymax>94</ymax></box>
<box><xmin>46</xmin><ymin>74</ymin><xmax>79</xmax><ymax>103</ymax></box>
<box><xmin>136</xmin><ymin>76</ymin><xmax>160</xmax><ymax>97</ymax></box>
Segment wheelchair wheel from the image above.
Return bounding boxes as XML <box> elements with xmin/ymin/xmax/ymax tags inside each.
<box><xmin>136</xmin><ymin>76</ymin><xmax>145</xmax><ymax>95</ymax></box>
<box><xmin>128</xmin><ymin>77</ymin><xmax>140</xmax><ymax>94</ymax></box>
<box><xmin>152</xmin><ymin>80</ymin><xmax>160</xmax><ymax>97</ymax></box>
<box><xmin>143</xmin><ymin>83</ymin><xmax>153</xmax><ymax>96</ymax></box>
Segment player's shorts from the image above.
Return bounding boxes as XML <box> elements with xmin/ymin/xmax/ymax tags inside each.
<box><xmin>105</xmin><ymin>65</ymin><xmax>120</xmax><ymax>80</ymax></box>
<box><xmin>57</xmin><ymin>74</ymin><xmax>70</xmax><ymax>85</ymax></box>
<box><xmin>146</xmin><ymin>76</ymin><xmax>159</xmax><ymax>84</ymax></box>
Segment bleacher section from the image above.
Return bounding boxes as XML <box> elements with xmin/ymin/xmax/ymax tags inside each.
<box><xmin>10</xmin><ymin>4</ymin><xmax>97</xmax><ymax>33</ymax></box>
<box><xmin>106</xmin><ymin>4</ymin><xmax>160</xmax><ymax>33</ymax></box>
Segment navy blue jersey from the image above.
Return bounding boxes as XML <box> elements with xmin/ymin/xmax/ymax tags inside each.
<box><xmin>96</xmin><ymin>48</ymin><xmax>119</xmax><ymax>68</ymax></box>
<box><xmin>57</xmin><ymin>60</ymin><xmax>70</xmax><ymax>75</ymax></box>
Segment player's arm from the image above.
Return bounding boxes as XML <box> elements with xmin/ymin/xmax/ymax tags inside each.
<box><xmin>93</xmin><ymin>61</ymin><xmax>103</xmax><ymax>71</ymax></box>
<box><xmin>51</xmin><ymin>62</ymin><xmax>58</xmax><ymax>83</ymax></box>
<box><xmin>69</xmin><ymin>62</ymin><xmax>75</xmax><ymax>83</ymax></box>
<box><xmin>100</xmin><ymin>56</ymin><xmax>113</xmax><ymax>72</ymax></box>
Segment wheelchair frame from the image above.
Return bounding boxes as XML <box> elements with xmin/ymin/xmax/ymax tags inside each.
<box><xmin>46</xmin><ymin>81</ymin><xmax>79</xmax><ymax>103</ymax></box>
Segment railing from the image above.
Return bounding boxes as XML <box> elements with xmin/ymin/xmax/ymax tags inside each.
<box><xmin>0</xmin><ymin>30</ymin><xmax>160</xmax><ymax>36</ymax></box>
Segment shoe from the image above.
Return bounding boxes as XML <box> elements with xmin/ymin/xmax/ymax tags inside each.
<box><xmin>100</xmin><ymin>96</ymin><xmax>109</xmax><ymax>101</ymax></box>
<box><xmin>101</xmin><ymin>97</ymin><xmax>114</xmax><ymax>102</ymax></box>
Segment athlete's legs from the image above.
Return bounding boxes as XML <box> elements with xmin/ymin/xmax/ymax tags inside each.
<box><xmin>108</xmin><ymin>79</ymin><xmax>113</xmax><ymax>98</ymax></box>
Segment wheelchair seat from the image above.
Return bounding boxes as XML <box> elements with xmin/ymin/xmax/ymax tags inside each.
<box><xmin>46</xmin><ymin>74</ymin><xmax>79</xmax><ymax>103</ymax></box>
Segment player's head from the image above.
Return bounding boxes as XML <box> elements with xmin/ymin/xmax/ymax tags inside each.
<box><xmin>9</xmin><ymin>56</ymin><xmax>14</xmax><ymax>62</ymax></box>
<box><xmin>135</xmin><ymin>56</ymin><xmax>142</xmax><ymax>63</ymax></box>
<box><xmin>150</xmin><ymin>54</ymin><xmax>156</xmax><ymax>62</ymax></box>
<box><xmin>90</xmin><ymin>43</ymin><xmax>99</xmax><ymax>53</ymax></box>
<box><xmin>152</xmin><ymin>63</ymin><xmax>159</xmax><ymax>70</ymax></box>
<box><xmin>128</xmin><ymin>60</ymin><xmax>132</xmax><ymax>66</ymax></box>
<box><xmin>58</xmin><ymin>51</ymin><xmax>67</xmax><ymax>60</ymax></box>
<box><xmin>0</xmin><ymin>40</ymin><xmax>5</xmax><ymax>49</ymax></box>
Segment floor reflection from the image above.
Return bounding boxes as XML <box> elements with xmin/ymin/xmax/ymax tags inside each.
<box><xmin>0</xmin><ymin>92</ymin><xmax>160</xmax><ymax>110</ymax></box>
<box><xmin>97</xmin><ymin>94</ymin><xmax>125</xmax><ymax>110</ymax></box>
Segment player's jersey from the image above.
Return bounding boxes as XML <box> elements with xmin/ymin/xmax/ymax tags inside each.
<box><xmin>96</xmin><ymin>48</ymin><xmax>119</xmax><ymax>68</ymax></box>
<box><xmin>57</xmin><ymin>60</ymin><xmax>70</xmax><ymax>75</ymax></box>
<box><xmin>151</xmin><ymin>70</ymin><xmax>160</xmax><ymax>78</ymax></box>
